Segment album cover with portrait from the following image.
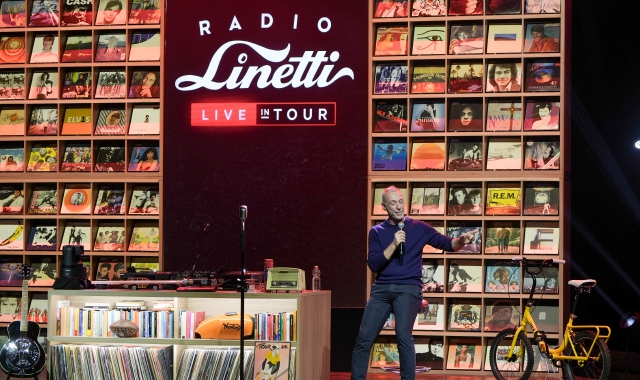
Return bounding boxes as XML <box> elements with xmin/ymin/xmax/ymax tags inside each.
<box><xmin>0</xmin><ymin>70</ymin><xmax>24</xmax><ymax>100</ymax></box>
<box><xmin>446</xmin><ymin>221</ymin><xmax>481</xmax><ymax>253</ymax></box>
<box><xmin>448</xmin><ymin>61</ymin><xmax>483</xmax><ymax>93</ymax></box>
<box><xmin>373</xmin><ymin>0</ymin><xmax>409</xmax><ymax>17</ymax></box>
<box><xmin>94</xmin><ymin>223</ymin><xmax>125</xmax><ymax>251</ymax></box>
<box><xmin>524</xmin><ymin>22</ymin><xmax>560</xmax><ymax>53</ymax></box>
<box><xmin>95</xmin><ymin>107</ymin><xmax>126</xmax><ymax>135</ymax></box>
<box><xmin>422</xmin><ymin>221</ymin><xmax>444</xmax><ymax>253</ymax></box>
<box><xmin>448</xmin><ymin>23</ymin><xmax>483</xmax><ymax>55</ymax></box>
<box><xmin>410</xmin><ymin>182</ymin><xmax>445</xmax><ymax>215</ymax></box>
<box><xmin>486</xmin><ymin>23</ymin><xmax>523</xmax><ymax>54</ymax></box>
<box><xmin>421</xmin><ymin>260</ymin><xmax>445</xmax><ymax>293</ymax></box>
<box><xmin>485</xmin><ymin>61</ymin><xmax>522</xmax><ymax>92</ymax></box>
<box><xmin>27</xmin><ymin>106</ymin><xmax>57</xmax><ymax>136</ymax></box>
<box><xmin>485</xmin><ymin>0</ymin><xmax>521</xmax><ymax>14</ymax></box>
<box><xmin>523</xmin><ymin>138</ymin><xmax>560</xmax><ymax>170</ymax></box>
<box><xmin>60</xmin><ymin>143</ymin><xmax>91</xmax><ymax>172</ymax></box>
<box><xmin>95</xmin><ymin>0</ymin><xmax>127</xmax><ymax>25</ymax></box>
<box><xmin>414</xmin><ymin>297</ymin><xmax>444</xmax><ymax>330</ymax></box>
<box><xmin>447</xmin><ymin>183</ymin><xmax>481</xmax><ymax>215</ymax></box>
<box><xmin>415</xmin><ymin>337</ymin><xmax>444</xmax><ymax>369</ymax></box>
<box><xmin>412</xmin><ymin>24</ymin><xmax>446</xmax><ymax>55</ymax></box>
<box><xmin>374</xmin><ymin>100</ymin><xmax>408</xmax><ymax>132</ymax></box>
<box><xmin>448</xmin><ymin>100</ymin><xmax>483</xmax><ymax>131</ymax></box>
<box><xmin>27</xmin><ymin>185</ymin><xmax>57</xmax><ymax>214</ymax></box>
<box><xmin>61</xmin><ymin>71</ymin><xmax>91</xmax><ymax>99</ymax></box>
<box><xmin>486</xmin><ymin>99</ymin><xmax>522</xmax><ymax>131</ymax></box>
<box><xmin>128</xmin><ymin>145</ymin><xmax>160</xmax><ymax>172</ymax></box>
<box><xmin>95</xmin><ymin>257</ymin><xmax>123</xmax><ymax>280</ymax></box>
<box><xmin>447</xmin><ymin>259</ymin><xmax>483</xmax><ymax>292</ymax></box>
<box><xmin>447</xmin><ymin>300</ymin><xmax>481</xmax><ymax>332</ymax></box>
<box><xmin>129</xmin><ymin>185</ymin><xmax>159</xmax><ymax>214</ymax></box>
<box><xmin>129</xmin><ymin>0</ymin><xmax>160</xmax><ymax>24</ymax></box>
<box><xmin>370</xmin><ymin>341</ymin><xmax>400</xmax><ymax>368</ymax></box>
<box><xmin>523</xmin><ymin>221</ymin><xmax>559</xmax><ymax>255</ymax></box>
<box><xmin>60</xmin><ymin>184</ymin><xmax>91</xmax><ymax>214</ymax></box>
<box><xmin>371</xmin><ymin>182</ymin><xmax>407</xmax><ymax>215</ymax></box>
<box><xmin>0</xmin><ymin>108</ymin><xmax>24</xmax><ymax>136</ymax></box>
<box><xmin>128</xmin><ymin>222</ymin><xmax>159</xmax><ymax>251</ymax></box>
<box><xmin>523</xmin><ymin>99</ymin><xmax>560</xmax><ymax>131</ymax></box>
<box><xmin>95</xmin><ymin>33</ymin><xmax>126</xmax><ymax>62</ymax></box>
<box><xmin>128</xmin><ymin>70</ymin><xmax>160</xmax><ymax>98</ymax></box>
<box><xmin>523</xmin><ymin>261</ymin><xmax>559</xmax><ymax>294</ymax></box>
<box><xmin>129</xmin><ymin>32</ymin><xmax>161</xmax><ymax>61</ymax></box>
<box><xmin>61</xmin><ymin>107</ymin><xmax>91</xmax><ymax>135</ymax></box>
<box><xmin>61</xmin><ymin>34</ymin><xmax>92</xmax><ymax>63</ymax></box>
<box><xmin>28</xmin><ymin>70</ymin><xmax>58</xmax><ymax>100</ymax></box>
<box><xmin>525</xmin><ymin>0</ymin><xmax>560</xmax><ymax>14</ymax></box>
<box><xmin>372</xmin><ymin>138</ymin><xmax>407</xmax><ymax>171</ymax></box>
<box><xmin>410</xmin><ymin>139</ymin><xmax>445</xmax><ymax>170</ymax></box>
<box><xmin>523</xmin><ymin>181</ymin><xmax>559</xmax><ymax>215</ymax></box>
<box><xmin>410</xmin><ymin>101</ymin><xmax>444</xmax><ymax>131</ymax></box>
<box><xmin>374</xmin><ymin>26</ymin><xmax>408</xmax><ymax>56</ymax></box>
<box><xmin>95</xmin><ymin>70</ymin><xmax>126</xmax><ymax>98</ymax></box>
<box><xmin>26</xmin><ymin>144</ymin><xmax>57</xmax><ymax>172</ymax></box>
<box><xmin>61</xmin><ymin>0</ymin><xmax>92</xmax><ymax>26</ymax></box>
<box><xmin>0</xmin><ymin>146</ymin><xmax>24</xmax><ymax>171</ymax></box>
<box><xmin>485</xmin><ymin>261</ymin><xmax>521</xmax><ymax>293</ymax></box>
<box><xmin>484</xmin><ymin>299</ymin><xmax>519</xmax><ymax>331</ymax></box>
<box><xmin>0</xmin><ymin>220</ymin><xmax>23</xmax><ymax>250</ymax></box>
<box><xmin>0</xmin><ymin>35</ymin><xmax>25</xmax><ymax>64</ymax></box>
<box><xmin>0</xmin><ymin>185</ymin><xmax>23</xmax><ymax>213</ymax></box>
<box><xmin>411</xmin><ymin>0</ymin><xmax>446</xmax><ymax>16</ymax></box>
<box><xmin>411</xmin><ymin>64</ymin><xmax>445</xmax><ymax>94</ymax></box>
<box><xmin>0</xmin><ymin>0</ymin><xmax>25</xmax><ymax>28</ymax></box>
<box><xmin>26</xmin><ymin>225</ymin><xmax>56</xmax><ymax>251</ymax></box>
<box><xmin>30</xmin><ymin>34</ymin><xmax>58</xmax><ymax>64</ymax></box>
<box><xmin>129</xmin><ymin>105</ymin><xmax>160</xmax><ymax>134</ymax></box>
<box><xmin>525</xmin><ymin>61</ymin><xmax>561</xmax><ymax>92</ymax></box>
<box><xmin>448</xmin><ymin>0</ymin><xmax>482</xmax><ymax>15</ymax></box>
<box><xmin>486</xmin><ymin>138</ymin><xmax>522</xmax><ymax>170</ymax></box>
<box><xmin>59</xmin><ymin>221</ymin><xmax>91</xmax><ymax>251</ymax></box>
<box><xmin>28</xmin><ymin>0</ymin><xmax>59</xmax><ymax>27</ymax></box>
<box><xmin>448</xmin><ymin>138</ymin><xmax>482</xmax><ymax>171</ymax></box>
<box><xmin>485</xmin><ymin>182</ymin><xmax>521</xmax><ymax>215</ymax></box>
<box><xmin>485</xmin><ymin>221</ymin><xmax>520</xmax><ymax>254</ymax></box>
<box><xmin>95</xmin><ymin>146</ymin><xmax>125</xmax><ymax>172</ymax></box>
<box><xmin>374</xmin><ymin>64</ymin><xmax>408</xmax><ymax>94</ymax></box>
<box><xmin>94</xmin><ymin>185</ymin><xmax>125</xmax><ymax>215</ymax></box>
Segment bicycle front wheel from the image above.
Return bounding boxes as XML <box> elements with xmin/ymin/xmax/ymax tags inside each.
<box><xmin>563</xmin><ymin>331</ymin><xmax>611</xmax><ymax>380</ymax></box>
<box><xmin>490</xmin><ymin>329</ymin><xmax>534</xmax><ymax>380</ymax></box>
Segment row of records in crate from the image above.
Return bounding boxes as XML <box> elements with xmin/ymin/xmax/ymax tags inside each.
<box><xmin>0</xmin><ymin>68</ymin><xmax>160</xmax><ymax>101</ymax></box>
<box><xmin>372</xmin><ymin>182</ymin><xmax>561</xmax><ymax>216</ymax></box>
<box><xmin>0</xmin><ymin>142</ymin><xmax>160</xmax><ymax>172</ymax></box>
<box><xmin>372</xmin><ymin>137</ymin><xmax>559</xmax><ymax>171</ymax></box>
<box><xmin>373</xmin><ymin>59</ymin><xmax>561</xmax><ymax>95</ymax></box>
<box><xmin>0</xmin><ymin>219</ymin><xmax>159</xmax><ymax>252</ymax></box>
<box><xmin>375</xmin><ymin>97</ymin><xmax>561</xmax><ymax>132</ymax></box>
<box><xmin>373</xmin><ymin>0</ymin><xmax>561</xmax><ymax>18</ymax></box>
<box><xmin>375</xmin><ymin>21</ymin><xmax>561</xmax><ymax>56</ymax></box>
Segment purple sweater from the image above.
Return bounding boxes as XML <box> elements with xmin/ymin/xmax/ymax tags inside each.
<box><xmin>368</xmin><ymin>217</ymin><xmax>453</xmax><ymax>286</ymax></box>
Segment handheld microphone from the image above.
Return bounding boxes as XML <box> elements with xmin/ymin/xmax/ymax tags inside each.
<box><xmin>203</xmin><ymin>223</ymin><xmax>210</xmax><ymax>232</ymax></box>
<box><xmin>239</xmin><ymin>205</ymin><xmax>247</xmax><ymax>222</ymax></box>
<box><xmin>398</xmin><ymin>221</ymin><xmax>405</xmax><ymax>256</ymax></box>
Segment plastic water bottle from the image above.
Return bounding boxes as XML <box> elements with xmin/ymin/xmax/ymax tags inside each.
<box><xmin>312</xmin><ymin>266</ymin><xmax>321</xmax><ymax>291</ymax></box>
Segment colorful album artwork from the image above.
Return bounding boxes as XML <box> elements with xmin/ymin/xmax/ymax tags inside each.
<box><xmin>486</xmin><ymin>0</ymin><xmax>521</xmax><ymax>14</ymax></box>
<box><xmin>524</xmin><ymin>22</ymin><xmax>560</xmax><ymax>53</ymax></box>
<box><xmin>485</xmin><ymin>221</ymin><xmax>520</xmax><ymax>254</ymax></box>
<box><xmin>27</xmin><ymin>186</ymin><xmax>57</xmax><ymax>214</ymax></box>
<box><xmin>525</xmin><ymin>0</ymin><xmax>560</xmax><ymax>14</ymax></box>
<box><xmin>448</xmin><ymin>0</ymin><xmax>482</xmax><ymax>15</ymax></box>
<box><xmin>523</xmin><ymin>262</ymin><xmax>559</xmax><ymax>294</ymax></box>
<box><xmin>485</xmin><ymin>263</ymin><xmax>520</xmax><ymax>293</ymax></box>
<box><xmin>26</xmin><ymin>226</ymin><xmax>56</xmax><ymax>251</ymax></box>
<box><xmin>0</xmin><ymin>220</ymin><xmax>22</xmax><ymax>250</ymax></box>
<box><xmin>373</xmin><ymin>0</ymin><xmax>409</xmax><ymax>17</ymax></box>
<box><xmin>374</xmin><ymin>101</ymin><xmax>408</xmax><ymax>132</ymax></box>
<box><xmin>446</xmin><ymin>339</ymin><xmax>482</xmax><ymax>369</ymax></box>
<box><xmin>129</xmin><ymin>105</ymin><xmax>160</xmax><ymax>134</ymax></box>
<box><xmin>27</xmin><ymin>106</ymin><xmax>57</xmax><ymax>136</ymax></box>
<box><xmin>523</xmin><ymin>182</ymin><xmax>559</xmax><ymax>215</ymax></box>
<box><xmin>59</xmin><ymin>221</ymin><xmax>91</xmax><ymax>251</ymax></box>
<box><xmin>410</xmin><ymin>101</ymin><xmax>445</xmax><ymax>131</ymax></box>
<box><xmin>128</xmin><ymin>70</ymin><xmax>160</xmax><ymax>98</ymax></box>
<box><xmin>94</xmin><ymin>186</ymin><xmax>125</xmax><ymax>215</ymax></box>
<box><xmin>0</xmin><ymin>70</ymin><xmax>24</xmax><ymax>100</ymax></box>
<box><xmin>94</xmin><ymin>223</ymin><xmax>125</xmax><ymax>251</ymax></box>
<box><xmin>0</xmin><ymin>108</ymin><xmax>24</xmax><ymax>135</ymax></box>
<box><xmin>95</xmin><ymin>107</ymin><xmax>126</xmax><ymax>135</ymax></box>
<box><xmin>486</xmin><ymin>99</ymin><xmax>522</xmax><ymax>131</ymax></box>
<box><xmin>61</xmin><ymin>107</ymin><xmax>91</xmax><ymax>135</ymax></box>
<box><xmin>486</xmin><ymin>23</ymin><xmax>523</xmax><ymax>54</ymax></box>
<box><xmin>485</xmin><ymin>61</ymin><xmax>522</xmax><ymax>92</ymax></box>
<box><xmin>448</xmin><ymin>23</ymin><xmax>484</xmax><ymax>55</ymax></box>
<box><xmin>0</xmin><ymin>35</ymin><xmax>25</xmax><ymax>63</ymax></box>
<box><xmin>28</xmin><ymin>0</ymin><xmax>59</xmax><ymax>27</ymax></box>
<box><xmin>28</xmin><ymin>71</ymin><xmax>58</xmax><ymax>100</ymax></box>
<box><xmin>61</xmin><ymin>34</ymin><xmax>92</xmax><ymax>63</ymax></box>
<box><xmin>411</xmin><ymin>0</ymin><xmax>446</xmax><ymax>16</ymax></box>
<box><xmin>30</xmin><ymin>34</ymin><xmax>58</xmax><ymax>63</ymax></box>
<box><xmin>95</xmin><ymin>146</ymin><xmax>125</xmax><ymax>172</ymax></box>
<box><xmin>448</xmin><ymin>139</ymin><xmax>483</xmax><ymax>171</ymax></box>
<box><xmin>411</xmin><ymin>64</ymin><xmax>446</xmax><ymax>94</ymax></box>
<box><xmin>60</xmin><ymin>0</ymin><xmax>92</xmax><ymax>26</ymax></box>
<box><xmin>448</xmin><ymin>62</ymin><xmax>483</xmax><ymax>93</ymax></box>
<box><xmin>414</xmin><ymin>297</ymin><xmax>444</xmax><ymax>330</ymax></box>
<box><xmin>60</xmin><ymin>144</ymin><xmax>91</xmax><ymax>172</ymax></box>
<box><xmin>449</xmin><ymin>100</ymin><xmax>483</xmax><ymax>131</ymax></box>
<box><xmin>523</xmin><ymin>99</ymin><xmax>560</xmax><ymax>131</ymax></box>
<box><xmin>422</xmin><ymin>222</ymin><xmax>444</xmax><ymax>253</ymax></box>
<box><xmin>95</xmin><ymin>70</ymin><xmax>126</xmax><ymax>98</ymax></box>
<box><xmin>372</xmin><ymin>138</ymin><xmax>407</xmax><ymax>171</ymax></box>
<box><xmin>128</xmin><ymin>0</ymin><xmax>160</xmax><ymax>24</ymax></box>
<box><xmin>523</xmin><ymin>221</ymin><xmax>559</xmax><ymax>254</ymax></box>
<box><xmin>95</xmin><ymin>33</ymin><xmax>126</xmax><ymax>62</ymax></box>
<box><xmin>525</xmin><ymin>61</ymin><xmax>561</xmax><ymax>92</ymax></box>
<box><xmin>0</xmin><ymin>0</ymin><xmax>26</xmax><ymax>28</ymax></box>
<box><xmin>26</xmin><ymin>145</ymin><xmax>57</xmax><ymax>172</ymax></box>
<box><xmin>485</xmin><ymin>184</ymin><xmax>521</xmax><ymax>215</ymax></box>
<box><xmin>95</xmin><ymin>258</ymin><xmax>125</xmax><ymax>280</ymax></box>
<box><xmin>0</xmin><ymin>147</ymin><xmax>24</xmax><ymax>171</ymax></box>
<box><xmin>128</xmin><ymin>223</ymin><xmax>159</xmax><ymax>251</ymax></box>
<box><xmin>95</xmin><ymin>0</ymin><xmax>127</xmax><ymax>25</ymax></box>
<box><xmin>484</xmin><ymin>299</ymin><xmax>519</xmax><ymax>331</ymax></box>
<box><xmin>374</xmin><ymin>26</ymin><xmax>408</xmax><ymax>56</ymax></box>
<box><xmin>61</xmin><ymin>71</ymin><xmax>91</xmax><ymax>99</ymax></box>
<box><xmin>128</xmin><ymin>186</ymin><xmax>159</xmax><ymax>214</ymax></box>
<box><xmin>412</xmin><ymin>24</ymin><xmax>446</xmax><ymax>55</ymax></box>
<box><xmin>60</xmin><ymin>184</ymin><xmax>91</xmax><ymax>214</ymax></box>
<box><xmin>128</xmin><ymin>145</ymin><xmax>160</xmax><ymax>172</ymax></box>
<box><xmin>374</xmin><ymin>64</ymin><xmax>408</xmax><ymax>94</ymax></box>
<box><xmin>129</xmin><ymin>32</ymin><xmax>161</xmax><ymax>61</ymax></box>
<box><xmin>523</xmin><ymin>139</ymin><xmax>560</xmax><ymax>170</ymax></box>
<box><xmin>447</xmin><ymin>222</ymin><xmax>481</xmax><ymax>253</ymax></box>
<box><xmin>410</xmin><ymin>139</ymin><xmax>445</xmax><ymax>170</ymax></box>
<box><xmin>486</xmin><ymin>139</ymin><xmax>522</xmax><ymax>170</ymax></box>
<box><xmin>370</xmin><ymin>342</ymin><xmax>400</xmax><ymax>368</ymax></box>
<box><xmin>447</xmin><ymin>301</ymin><xmax>482</xmax><ymax>332</ymax></box>
<box><xmin>410</xmin><ymin>183</ymin><xmax>445</xmax><ymax>215</ymax></box>
<box><xmin>447</xmin><ymin>260</ymin><xmax>482</xmax><ymax>292</ymax></box>
<box><xmin>0</xmin><ymin>186</ymin><xmax>23</xmax><ymax>213</ymax></box>
<box><xmin>447</xmin><ymin>184</ymin><xmax>482</xmax><ymax>216</ymax></box>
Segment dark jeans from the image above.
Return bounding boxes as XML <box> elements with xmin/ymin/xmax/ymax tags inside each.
<box><xmin>351</xmin><ymin>283</ymin><xmax>423</xmax><ymax>380</ymax></box>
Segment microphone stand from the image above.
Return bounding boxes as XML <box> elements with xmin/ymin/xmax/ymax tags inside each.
<box><xmin>240</xmin><ymin>216</ymin><xmax>246</xmax><ymax>380</ymax></box>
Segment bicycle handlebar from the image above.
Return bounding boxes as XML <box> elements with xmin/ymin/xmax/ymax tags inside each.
<box><xmin>511</xmin><ymin>256</ymin><xmax>565</xmax><ymax>276</ymax></box>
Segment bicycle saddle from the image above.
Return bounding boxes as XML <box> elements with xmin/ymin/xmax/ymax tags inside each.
<box><xmin>568</xmin><ymin>279</ymin><xmax>596</xmax><ymax>288</ymax></box>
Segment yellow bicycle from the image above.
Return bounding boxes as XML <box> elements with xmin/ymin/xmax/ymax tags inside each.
<box><xmin>489</xmin><ymin>256</ymin><xmax>612</xmax><ymax>380</ymax></box>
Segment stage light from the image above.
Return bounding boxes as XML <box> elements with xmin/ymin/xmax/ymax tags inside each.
<box><xmin>635</xmin><ymin>141</ymin><xmax>640</xmax><ymax>149</ymax></box>
<box><xmin>620</xmin><ymin>311</ymin><xmax>640</xmax><ymax>330</ymax></box>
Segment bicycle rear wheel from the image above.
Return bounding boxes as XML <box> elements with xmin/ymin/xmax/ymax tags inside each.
<box><xmin>563</xmin><ymin>331</ymin><xmax>611</xmax><ymax>380</ymax></box>
<box><xmin>490</xmin><ymin>329</ymin><xmax>534</xmax><ymax>380</ymax></box>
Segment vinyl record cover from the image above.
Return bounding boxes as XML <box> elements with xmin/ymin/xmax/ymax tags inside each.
<box><xmin>415</xmin><ymin>337</ymin><xmax>444</xmax><ymax>369</ymax></box>
<box><xmin>128</xmin><ymin>105</ymin><xmax>159</xmax><ymax>134</ymax></box>
<box><xmin>370</xmin><ymin>342</ymin><xmax>400</xmax><ymax>368</ymax></box>
<box><xmin>128</xmin><ymin>70</ymin><xmax>160</xmax><ymax>98</ymax></box>
<box><xmin>28</xmin><ymin>70</ymin><xmax>58</xmax><ymax>100</ymax></box>
<box><xmin>128</xmin><ymin>186</ymin><xmax>159</xmax><ymax>214</ymax></box>
<box><xmin>525</xmin><ymin>0</ymin><xmax>560</xmax><ymax>14</ymax></box>
<box><xmin>374</xmin><ymin>101</ymin><xmax>407</xmax><ymax>132</ymax></box>
<box><xmin>448</xmin><ymin>260</ymin><xmax>483</xmax><ymax>292</ymax></box>
<box><xmin>28</xmin><ymin>0</ymin><xmax>59</xmax><ymax>27</ymax></box>
<box><xmin>485</xmin><ymin>221</ymin><xmax>520</xmax><ymax>254</ymax></box>
<box><xmin>95</xmin><ymin>146</ymin><xmax>125</xmax><ymax>172</ymax></box>
<box><xmin>93</xmin><ymin>223</ymin><xmax>125</xmax><ymax>251</ymax></box>
<box><xmin>129</xmin><ymin>257</ymin><xmax>159</xmax><ymax>271</ymax></box>
<box><xmin>0</xmin><ymin>70</ymin><xmax>24</xmax><ymax>100</ymax></box>
<box><xmin>27</xmin><ymin>186</ymin><xmax>57</xmax><ymax>214</ymax></box>
<box><xmin>410</xmin><ymin>139</ymin><xmax>445</xmax><ymax>170</ymax></box>
<box><xmin>253</xmin><ymin>341</ymin><xmax>292</xmax><ymax>380</ymax></box>
<box><xmin>372</xmin><ymin>183</ymin><xmax>407</xmax><ymax>215</ymax></box>
<box><xmin>447</xmin><ymin>184</ymin><xmax>482</xmax><ymax>215</ymax></box>
<box><xmin>374</xmin><ymin>26</ymin><xmax>408</xmax><ymax>56</ymax></box>
<box><xmin>95</xmin><ymin>257</ymin><xmax>125</xmax><ymax>280</ymax></box>
<box><xmin>0</xmin><ymin>220</ymin><xmax>22</xmax><ymax>250</ymax></box>
<box><xmin>448</xmin><ymin>62</ymin><xmax>483</xmax><ymax>93</ymax></box>
<box><xmin>485</xmin><ymin>343</ymin><xmax>522</xmax><ymax>371</ymax></box>
<box><xmin>26</xmin><ymin>226</ymin><xmax>56</xmax><ymax>251</ymax></box>
<box><xmin>485</xmin><ymin>263</ymin><xmax>521</xmax><ymax>293</ymax></box>
<box><xmin>0</xmin><ymin>186</ymin><xmax>23</xmax><ymax>214</ymax></box>
<box><xmin>95</xmin><ymin>70</ymin><xmax>126</xmax><ymax>98</ymax></box>
<box><xmin>128</xmin><ymin>223</ymin><xmax>159</xmax><ymax>251</ymax></box>
<box><xmin>128</xmin><ymin>0</ymin><xmax>160</xmax><ymax>24</ymax></box>
<box><xmin>372</xmin><ymin>138</ymin><xmax>407</xmax><ymax>171</ymax></box>
<box><xmin>412</xmin><ymin>24</ymin><xmax>446</xmax><ymax>55</ymax></box>
<box><xmin>523</xmin><ymin>139</ymin><xmax>560</xmax><ymax>170</ymax></box>
<box><xmin>411</xmin><ymin>64</ymin><xmax>445</xmax><ymax>94</ymax></box>
<box><xmin>523</xmin><ymin>99</ymin><xmax>560</xmax><ymax>130</ymax></box>
<box><xmin>486</xmin><ymin>99</ymin><xmax>522</xmax><ymax>131</ymax></box>
<box><xmin>523</xmin><ymin>262</ymin><xmax>559</xmax><ymax>294</ymax></box>
<box><xmin>529</xmin><ymin>301</ymin><xmax>559</xmax><ymax>332</ymax></box>
<box><xmin>421</xmin><ymin>259</ymin><xmax>445</xmax><ymax>293</ymax></box>
<box><xmin>486</xmin><ymin>0</ymin><xmax>521</xmax><ymax>14</ymax></box>
<box><xmin>27</xmin><ymin>106</ymin><xmax>57</xmax><ymax>136</ymax></box>
<box><xmin>29</xmin><ymin>260</ymin><xmax>56</xmax><ymax>286</ymax></box>
<box><xmin>95</xmin><ymin>0</ymin><xmax>127</xmax><ymax>25</ymax></box>
<box><xmin>0</xmin><ymin>0</ymin><xmax>26</xmax><ymax>27</ymax></box>
<box><xmin>486</xmin><ymin>139</ymin><xmax>522</xmax><ymax>170</ymax></box>
<box><xmin>374</xmin><ymin>64</ymin><xmax>408</xmax><ymax>94</ymax></box>
<box><xmin>0</xmin><ymin>260</ymin><xmax>22</xmax><ymax>286</ymax></box>
<box><xmin>95</xmin><ymin>33</ymin><xmax>126</xmax><ymax>62</ymax></box>
<box><xmin>60</xmin><ymin>184</ymin><xmax>91</xmax><ymax>214</ymax></box>
<box><xmin>60</xmin><ymin>0</ymin><xmax>92</xmax><ymax>26</ymax></box>
<box><xmin>0</xmin><ymin>35</ymin><xmax>25</xmax><ymax>63</ymax></box>
<box><xmin>128</xmin><ymin>145</ymin><xmax>159</xmax><ymax>172</ymax></box>
<box><xmin>448</xmin><ymin>24</ymin><xmax>484</xmax><ymax>55</ymax></box>
<box><xmin>0</xmin><ymin>147</ymin><xmax>24</xmax><ymax>171</ymax></box>
<box><xmin>485</xmin><ymin>183</ymin><xmax>521</xmax><ymax>215</ymax></box>
<box><xmin>411</xmin><ymin>0</ymin><xmax>446</xmax><ymax>16</ymax></box>
<box><xmin>129</xmin><ymin>32</ymin><xmax>161</xmax><ymax>61</ymax></box>
<box><xmin>447</xmin><ymin>222</ymin><xmax>481</xmax><ymax>252</ymax></box>
<box><xmin>59</xmin><ymin>221</ymin><xmax>90</xmax><ymax>250</ymax></box>
<box><xmin>486</xmin><ymin>61</ymin><xmax>522</xmax><ymax>92</ymax></box>
<box><xmin>414</xmin><ymin>297</ymin><xmax>444</xmax><ymax>330</ymax></box>
<box><xmin>448</xmin><ymin>139</ymin><xmax>482</xmax><ymax>171</ymax></box>
<box><xmin>524</xmin><ymin>22</ymin><xmax>560</xmax><ymax>53</ymax></box>
<box><xmin>60</xmin><ymin>143</ymin><xmax>91</xmax><ymax>172</ymax></box>
<box><xmin>447</xmin><ymin>301</ymin><xmax>482</xmax><ymax>332</ymax></box>
<box><xmin>486</xmin><ymin>23</ymin><xmax>523</xmax><ymax>54</ymax></box>
<box><xmin>94</xmin><ymin>186</ymin><xmax>125</xmax><ymax>215</ymax></box>
<box><xmin>484</xmin><ymin>299</ymin><xmax>519</xmax><ymax>331</ymax></box>
<box><xmin>523</xmin><ymin>182</ymin><xmax>559</xmax><ymax>215</ymax></box>
<box><xmin>449</xmin><ymin>0</ymin><xmax>483</xmax><ymax>15</ymax></box>
<box><xmin>448</xmin><ymin>100</ymin><xmax>483</xmax><ymax>131</ymax></box>
<box><xmin>29</xmin><ymin>34</ymin><xmax>58</xmax><ymax>63</ymax></box>
<box><xmin>61</xmin><ymin>71</ymin><xmax>91</xmax><ymax>99</ymax></box>
<box><xmin>410</xmin><ymin>101</ymin><xmax>444</xmax><ymax>131</ymax></box>
<box><xmin>525</xmin><ymin>61</ymin><xmax>561</xmax><ymax>92</ymax></box>
<box><xmin>61</xmin><ymin>34</ymin><xmax>92</xmax><ymax>62</ymax></box>
<box><xmin>422</xmin><ymin>221</ymin><xmax>444</xmax><ymax>252</ymax></box>
<box><xmin>446</xmin><ymin>339</ymin><xmax>482</xmax><ymax>369</ymax></box>
<box><xmin>0</xmin><ymin>108</ymin><xmax>24</xmax><ymax>135</ymax></box>
<box><xmin>373</xmin><ymin>0</ymin><xmax>409</xmax><ymax>17</ymax></box>
<box><xmin>95</xmin><ymin>107</ymin><xmax>126</xmax><ymax>135</ymax></box>
<box><xmin>26</xmin><ymin>144</ymin><xmax>57</xmax><ymax>172</ymax></box>
<box><xmin>410</xmin><ymin>183</ymin><xmax>445</xmax><ymax>215</ymax></box>
<box><xmin>61</xmin><ymin>107</ymin><xmax>91</xmax><ymax>135</ymax></box>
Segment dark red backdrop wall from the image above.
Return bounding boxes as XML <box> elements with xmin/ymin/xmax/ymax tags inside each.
<box><xmin>164</xmin><ymin>1</ymin><xmax>369</xmax><ymax>306</ymax></box>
